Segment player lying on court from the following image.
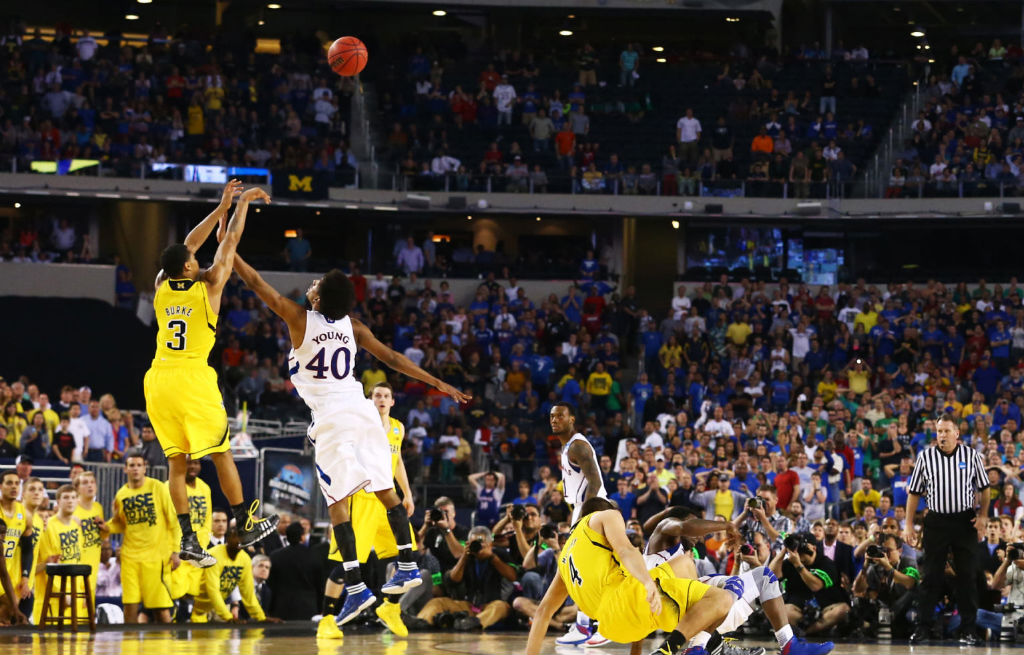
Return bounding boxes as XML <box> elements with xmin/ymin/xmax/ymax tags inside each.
<box><xmin>642</xmin><ymin>508</ymin><xmax>834</xmax><ymax>655</ymax></box>
<box><xmin>525</xmin><ymin>496</ymin><xmax>737</xmax><ymax>655</ymax></box>
<box><xmin>228</xmin><ymin>255</ymin><xmax>471</xmax><ymax>631</ymax></box>
<box><xmin>147</xmin><ymin>180</ymin><xmax>278</xmax><ymax>568</ymax></box>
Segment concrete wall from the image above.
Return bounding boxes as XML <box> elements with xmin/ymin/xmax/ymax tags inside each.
<box><xmin>0</xmin><ymin>262</ymin><xmax>115</xmax><ymax>304</ymax></box>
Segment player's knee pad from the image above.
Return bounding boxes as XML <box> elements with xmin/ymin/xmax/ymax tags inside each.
<box><xmin>329</xmin><ymin>565</ymin><xmax>346</xmax><ymax>585</ymax></box>
<box><xmin>722</xmin><ymin>575</ymin><xmax>745</xmax><ymax>600</ymax></box>
<box><xmin>755</xmin><ymin>566</ymin><xmax>782</xmax><ymax>602</ymax></box>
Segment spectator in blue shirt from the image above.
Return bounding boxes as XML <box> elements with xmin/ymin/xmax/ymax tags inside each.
<box><xmin>989</xmin><ymin>320</ymin><xmax>1012</xmax><ymax>372</ymax></box>
<box><xmin>619</xmin><ymin>44</ymin><xmax>639</xmax><ymax>88</ymax></box>
<box><xmin>729</xmin><ymin>462</ymin><xmax>760</xmax><ymax>494</ymax></box>
<box><xmin>973</xmin><ymin>356</ymin><xmax>1002</xmax><ymax>402</ymax></box>
<box><xmin>512</xmin><ymin>480</ymin><xmax>538</xmax><ymax>506</ymax></box>
<box><xmin>769</xmin><ymin>371</ymin><xmax>793</xmax><ymax>413</ymax></box>
<box><xmin>579</xmin><ymin>250</ymin><xmax>600</xmax><ymax>281</ymax></box>
<box><xmin>81</xmin><ymin>400</ymin><xmax>113</xmax><ymax>462</ymax></box>
<box><xmin>609</xmin><ymin>478</ymin><xmax>637</xmax><ymax>521</ymax></box>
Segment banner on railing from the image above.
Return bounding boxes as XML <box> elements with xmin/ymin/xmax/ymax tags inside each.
<box><xmin>271</xmin><ymin>169</ymin><xmax>330</xmax><ymax>199</ymax></box>
<box><xmin>261</xmin><ymin>448</ymin><xmax>315</xmax><ymax>518</ymax></box>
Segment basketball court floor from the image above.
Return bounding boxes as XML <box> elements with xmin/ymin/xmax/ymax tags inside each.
<box><xmin>1</xmin><ymin>624</ymin><xmax>1021</xmax><ymax>655</ymax></box>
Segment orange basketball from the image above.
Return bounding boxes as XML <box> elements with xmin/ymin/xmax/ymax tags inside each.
<box><xmin>328</xmin><ymin>36</ymin><xmax>368</xmax><ymax>77</ymax></box>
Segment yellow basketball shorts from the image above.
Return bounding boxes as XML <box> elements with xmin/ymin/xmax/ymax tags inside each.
<box><xmin>169</xmin><ymin>560</ymin><xmax>202</xmax><ymax>599</ymax></box>
<box><xmin>144</xmin><ymin>364</ymin><xmax>229</xmax><ymax>458</ymax></box>
<box><xmin>328</xmin><ymin>492</ymin><xmax>417</xmax><ymax>563</ymax></box>
<box><xmin>595</xmin><ymin>563</ymin><xmax>710</xmax><ymax>644</ymax></box>
<box><xmin>121</xmin><ymin>557</ymin><xmax>173</xmax><ymax>609</ymax></box>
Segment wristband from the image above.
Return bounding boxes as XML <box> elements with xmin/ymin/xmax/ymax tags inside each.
<box><xmin>431</xmin><ymin>572</ymin><xmax>443</xmax><ymax>585</ymax></box>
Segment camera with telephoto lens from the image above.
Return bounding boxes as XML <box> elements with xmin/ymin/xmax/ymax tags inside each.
<box><xmin>783</xmin><ymin>532</ymin><xmax>814</xmax><ymax>555</ymax></box>
<box><xmin>468</xmin><ymin>539</ymin><xmax>483</xmax><ymax>555</ymax></box>
<box><xmin>866</xmin><ymin>544</ymin><xmax>885</xmax><ymax>559</ymax></box>
<box><xmin>540</xmin><ymin>524</ymin><xmax>558</xmax><ymax>540</ymax></box>
<box><xmin>428</xmin><ymin>507</ymin><xmax>444</xmax><ymax>523</ymax></box>
<box><xmin>1008</xmin><ymin>542</ymin><xmax>1024</xmax><ymax>560</ymax></box>
<box><xmin>740</xmin><ymin>544</ymin><xmax>756</xmax><ymax>557</ymax></box>
<box><xmin>746</xmin><ymin>497</ymin><xmax>765</xmax><ymax>511</ymax></box>
<box><xmin>511</xmin><ymin>505</ymin><xmax>526</xmax><ymax>521</ymax></box>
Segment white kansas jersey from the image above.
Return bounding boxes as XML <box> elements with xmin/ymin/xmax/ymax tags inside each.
<box><xmin>559</xmin><ymin>433</ymin><xmax>607</xmax><ymax>520</ymax></box>
<box><xmin>289</xmin><ymin>312</ymin><xmax>364</xmax><ymax>415</ymax></box>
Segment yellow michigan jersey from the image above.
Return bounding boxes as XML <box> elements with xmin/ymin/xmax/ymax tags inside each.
<box><xmin>144</xmin><ymin>277</ymin><xmax>229</xmax><ymax>458</ymax></box>
<box><xmin>193</xmin><ymin>544</ymin><xmax>264</xmax><ymax>622</ymax></box>
<box><xmin>557</xmin><ymin>512</ymin><xmax>711</xmax><ymax>644</ymax></box>
<box><xmin>329</xmin><ymin>416</ymin><xmax>416</xmax><ymax>562</ymax></box>
<box><xmin>32</xmin><ymin>516</ymin><xmax>83</xmax><ymax>624</ymax></box>
<box><xmin>0</xmin><ymin>502</ymin><xmax>31</xmax><ymax>593</ymax></box>
<box><xmin>110</xmin><ymin>477</ymin><xmax>180</xmax><ymax>560</ymax></box>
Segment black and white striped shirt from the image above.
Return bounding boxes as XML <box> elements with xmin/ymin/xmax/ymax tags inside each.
<box><xmin>906</xmin><ymin>442</ymin><xmax>988</xmax><ymax>514</ymax></box>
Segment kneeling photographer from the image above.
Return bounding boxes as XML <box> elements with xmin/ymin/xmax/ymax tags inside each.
<box><xmin>492</xmin><ymin>503</ymin><xmax>542</xmax><ymax>566</ymax></box>
<box><xmin>991</xmin><ymin>541</ymin><xmax>1024</xmax><ymax>638</ymax></box>
<box><xmin>418</xmin><ymin>496</ymin><xmax>469</xmax><ymax>571</ymax></box>
<box><xmin>770</xmin><ymin>532</ymin><xmax>850</xmax><ymax>635</ymax></box>
<box><xmin>852</xmin><ymin>533</ymin><xmax>919</xmax><ymax>638</ymax></box>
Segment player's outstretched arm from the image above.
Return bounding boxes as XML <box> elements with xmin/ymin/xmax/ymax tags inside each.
<box><xmin>352</xmin><ymin>317</ymin><xmax>473</xmax><ymax>403</ymax></box>
<box><xmin>184</xmin><ymin>179</ymin><xmax>242</xmax><ymax>253</ymax></box>
<box><xmin>525</xmin><ymin>573</ymin><xmax>569</xmax><ymax>655</ymax></box>
<box><xmin>204</xmin><ymin>187</ymin><xmax>270</xmax><ymax>294</ymax></box>
<box><xmin>232</xmin><ymin>254</ymin><xmax>306</xmax><ymax>347</ymax></box>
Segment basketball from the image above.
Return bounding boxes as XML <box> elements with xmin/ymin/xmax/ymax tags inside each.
<box><xmin>328</xmin><ymin>36</ymin><xmax>368</xmax><ymax>77</ymax></box>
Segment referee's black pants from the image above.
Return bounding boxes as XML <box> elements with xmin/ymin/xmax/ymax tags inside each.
<box><xmin>918</xmin><ymin>510</ymin><xmax>978</xmax><ymax>632</ymax></box>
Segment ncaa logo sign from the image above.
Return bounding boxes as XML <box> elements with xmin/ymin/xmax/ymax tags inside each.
<box><xmin>958</xmin><ymin>461</ymin><xmax>967</xmax><ymax>469</ymax></box>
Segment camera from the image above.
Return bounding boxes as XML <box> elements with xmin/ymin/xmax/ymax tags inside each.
<box><xmin>540</xmin><ymin>524</ymin><xmax>558</xmax><ymax>540</ymax></box>
<box><xmin>428</xmin><ymin>508</ymin><xmax>444</xmax><ymax>523</ymax></box>
<box><xmin>866</xmin><ymin>544</ymin><xmax>885</xmax><ymax>559</ymax></box>
<box><xmin>740</xmin><ymin>544</ymin><xmax>756</xmax><ymax>557</ymax></box>
<box><xmin>783</xmin><ymin>532</ymin><xmax>814</xmax><ymax>555</ymax></box>
<box><xmin>746</xmin><ymin>497</ymin><xmax>765</xmax><ymax>511</ymax></box>
<box><xmin>511</xmin><ymin>505</ymin><xmax>526</xmax><ymax>521</ymax></box>
<box><xmin>468</xmin><ymin>539</ymin><xmax>483</xmax><ymax>555</ymax></box>
<box><xmin>1008</xmin><ymin>542</ymin><xmax>1024</xmax><ymax>560</ymax></box>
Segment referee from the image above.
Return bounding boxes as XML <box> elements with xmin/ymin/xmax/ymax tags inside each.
<box><xmin>904</xmin><ymin>414</ymin><xmax>989</xmax><ymax>645</ymax></box>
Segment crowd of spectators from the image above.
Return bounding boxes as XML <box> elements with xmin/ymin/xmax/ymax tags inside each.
<box><xmin>379</xmin><ymin>41</ymin><xmax>895</xmax><ymax>199</ymax></box>
<box><xmin>0</xmin><ymin>21</ymin><xmax>357</xmax><ymax>181</ymax></box>
<box><xmin>888</xmin><ymin>41</ymin><xmax>1024</xmax><ymax>197</ymax></box>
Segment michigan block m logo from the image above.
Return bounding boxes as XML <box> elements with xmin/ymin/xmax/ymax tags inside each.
<box><xmin>288</xmin><ymin>175</ymin><xmax>313</xmax><ymax>192</ymax></box>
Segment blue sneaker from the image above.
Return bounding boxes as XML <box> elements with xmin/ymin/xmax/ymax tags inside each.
<box><xmin>781</xmin><ymin>637</ymin><xmax>834</xmax><ymax>655</ymax></box>
<box><xmin>381</xmin><ymin>567</ymin><xmax>423</xmax><ymax>595</ymax></box>
<box><xmin>336</xmin><ymin>586</ymin><xmax>376</xmax><ymax>627</ymax></box>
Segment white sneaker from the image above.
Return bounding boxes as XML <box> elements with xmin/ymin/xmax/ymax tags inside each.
<box><xmin>584</xmin><ymin>631</ymin><xmax>611</xmax><ymax>647</ymax></box>
<box><xmin>556</xmin><ymin>624</ymin><xmax>592</xmax><ymax>646</ymax></box>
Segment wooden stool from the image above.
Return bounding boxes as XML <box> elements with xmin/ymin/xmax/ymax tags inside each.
<box><xmin>40</xmin><ymin>563</ymin><xmax>94</xmax><ymax>632</ymax></box>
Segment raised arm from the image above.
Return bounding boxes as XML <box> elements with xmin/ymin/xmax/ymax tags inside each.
<box><xmin>353</xmin><ymin>317</ymin><xmax>472</xmax><ymax>403</ymax></box>
<box><xmin>232</xmin><ymin>254</ymin><xmax>306</xmax><ymax>348</ymax></box>
<box><xmin>184</xmin><ymin>180</ymin><xmax>242</xmax><ymax>253</ymax></box>
<box><xmin>203</xmin><ymin>187</ymin><xmax>271</xmax><ymax>297</ymax></box>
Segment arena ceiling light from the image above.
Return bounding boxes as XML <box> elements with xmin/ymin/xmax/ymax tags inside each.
<box><xmin>725</xmin><ymin>17</ymin><xmax>740</xmax><ymax>23</ymax></box>
<box><xmin>137</xmin><ymin>0</ymin><xmax>152</xmax><ymax>4</ymax></box>
<box><xmin>559</xmin><ymin>30</ymin><xmax>573</xmax><ymax>36</ymax></box>
<box><xmin>910</xmin><ymin>28</ymin><xmax>925</xmax><ymax>37</ymax></box>
<box><xmin>432</xmin><ymin>10</ymin><xmax>446</xmax><ymax>16</ymax></box>
<box><xmin>652</xmin><ymin>46</ymin><xmax>664</xmax><ymax>52</ymax></box>
<box><xmin>267</xmin><ymin>3</ymin><xmax>281</xmax><ymax>9</ymax></box>
<box><xmin>125</xmin><ymin>14</ymin><xmax>139</xmax><ymax>20</ymax></box>
<box><xmin>656</xmin><ymin>58</ymin><xmax>667</xmax><ymax>63</ymax></box>
<box><xmin>671</xmin><ymin>220</ymin><xmax>680</xmax><ymax>229</ymax></box>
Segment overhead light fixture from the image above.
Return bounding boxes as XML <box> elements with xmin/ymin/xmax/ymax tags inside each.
<box><xmin>255</xmin><ymin>207</ymin><xmax>261</xmax><ymax>213</ymax></box>
<box><xmin>910</xmin><ymin>29</ymin><xmax>925</xmax><ymax>37</ymax></box>
<box><xmin>536</xmin><ymin>216</ymin><xmax>541</xmax><ymax>221</ymax></box>
<box><xmin>137</xmin><ymin>0</ymin><xmax>152</xmax><ymax>3</ymax></box>
<box><xmin>13</xmin><ymin>202</ymin><xmax>21</xmax><ymax>209</ymax></box>
<box><xmin>928</xmin><ymin>58</ymin><xmax>935</xmax><ymax>63</ymax></box>
<box><xmin>267</xmin><ymin>3</ymin><xmax>281</xmax><ymax>8</ymax></box>
<box><xmin>284</xmin><ymin>229</ymin><xmax>297</xmax><ymax>238</ymax></box>
<box><xmin>432</xmin><ymin>9</ymin><xmax>446</xmax><ymax>16</ymax></box>
<box><xmin>125</xmin><ymin>14</ymin><xmax>139</xmax><ymax>20</ymax></box>
<box><xmin>725</xmin><ymin>17</ymin><xmax>740</xmax><ymax>23</ymax></box>
<box><xmin>656</xmin><ymin>58</ymin><xmax>667</xmax><ymax>63</ymax></box>
<box><xmin>258</xmin><ymin>19</ymin><xmax>265</xmax><ymax>25</ymax></box>
<box><xmin>924</xmin><ymin>44</ymin><xmax>931</xmax><ymax>49</ymax></box>
<box><xmin>466</xmin><ymin>215</ymin><xmax>473</xmax><ymax>220</ymax></box>
<box><xmin>373</xmin><ymin>205</ymin><xmax>398</xmax><ymax>212</ymax></box>
<box><xmin>652</xmin><ymin>46</ymin><xmax>664</xmax><ymax>52</ymax></box>
<box><xmin>315</xmin><ymin>210</ymin><xmax>321</xmax><ymax>216</ymax></box>
<box><xmin>559</xmin><ymin>30</ymin><xmax>573</xmax><ymax>36</ymax></box>
<box><xmin>567</xmin><ymin>14</ymin><xmax>575</xmax><ymax>18</ymax></box>
<box><xmin>671</xmin><ymin>220</ymin><xmax>680</xmax><ymax>229</ymax></box>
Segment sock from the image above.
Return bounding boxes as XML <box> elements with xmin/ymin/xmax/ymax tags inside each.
<box><xmin>706</xmin><ymin>632</ymin><xmax>723</xmax><ymax>655</ymax></box>
<box><xmin>385</xmin><ymin>594</ymin><xmax>402</xmax><ymax>605</ymax></box>
<box><xmin>576</xmin><ymin>611</ymin><xmax>591</xmax><ymax>630</ymax></box>
<box><xmin>334</xmin><ymin>522</ymin><xmax>364</xmax><ymax>589</ymax></box>
<box><xmin>775</xmin><ymin>625</ymin><xmax>794</xmax><ymax>649</ymax></box>
<box><xmin>323</xmin><ymin>595</ymin><xmax>341</xmax><ymax>616</ymax></box>
<box><xmin>385</xmin><ymin>505</ymin><xmax>417</xmax><ymax>569</ymax></box>
<box><xmin>656</xmin><ymin>629</ymin><xmax>688</xmax><ymax>654</ymax></box>
<box><xmin>690</xmin><ymin>631</ymin><xmax>712</xmax><ymax>648</ymax></box>
<box><xmin>231</xmin><ymin>502</ymin><xmax>248</xmax><ymax>527</ymax></box>
<box><xmin>178</xmin><ymin>514</ymin><xmax>195</xmax><ymax>538</ymax></box>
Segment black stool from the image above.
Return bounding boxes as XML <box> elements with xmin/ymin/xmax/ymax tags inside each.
<box><xmin>40</xmin><ymin>563</ymin><xmax>94</xmax><ymax>632</ymax></box>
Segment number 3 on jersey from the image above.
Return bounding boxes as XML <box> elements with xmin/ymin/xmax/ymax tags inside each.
<box><xmin>305</xmin><ymin>346</ymin><xmax>352</xmax><ymax>380</ymax></box>
<box><xmin>166</xmin><ymin>319</ymin><xmax>187</xmax><ymax>350</ymax></box>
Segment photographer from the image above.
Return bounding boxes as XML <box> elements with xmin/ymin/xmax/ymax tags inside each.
<box><xmin>852</xmin><ymin>533</ymin><xmax>919</xmax><ymax>638</ymax></box>
<box><xmin>733</xmin><ymin>484</ymin><xmax>792</xmax><ymax>553</ymax></box>
<box><xmin>770</xmin><ymin>533</ymin><xmax>850</xmax><ymax>635</ymax></box>
<box><xmin>513</xmin><ymin>527</ymin><xmax>577</xmax><ymax>627</ymax></box>
<box><xmin>416</xmin><ymin>526</ymin><xmax>516</xmax><ymax>631</ymax></box>
<box><xmin>418</xmin><ymin>497</ymin><xmax>468</xmax><ymax>572</ymax></box>
<box><xmin>991</xmin><ymin>542</ymin><xmax>1024</xmax><ymax>607</ymax></box>
<box><xmin>492</xmin><ymin>503</ymin><xmax>542</xmax><ymax>566</ymax></box>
